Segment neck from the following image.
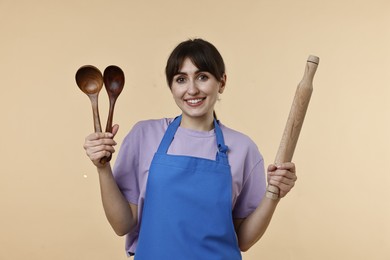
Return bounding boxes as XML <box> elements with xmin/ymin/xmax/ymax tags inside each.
<box><xmin>180</xmin><ymin>113</ymin><xmax>214</xmax><ymax>131</ymax></box>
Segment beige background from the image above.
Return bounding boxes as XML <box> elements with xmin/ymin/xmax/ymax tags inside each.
<box><xmin>1</xmin><ymin>0</ymin><xmax>389</xmax><ymax>259</ymax></box>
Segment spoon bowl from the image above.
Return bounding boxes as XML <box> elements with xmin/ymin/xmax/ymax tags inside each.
<box><xmin>75</xmin><ymin>65</ymin><xmax>104</xmax><ymax>132</ymax></box>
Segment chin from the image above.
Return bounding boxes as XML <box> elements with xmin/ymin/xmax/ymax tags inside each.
<box><xmin>183</xmin><ymin>111</ymin><xmax>211</xmax><ymax>119</ymax></box>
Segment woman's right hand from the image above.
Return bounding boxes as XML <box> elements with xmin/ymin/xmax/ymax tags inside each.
<box><xmin>83</xmin><ymin>124</ymin><xmax>119</xmax><ymax>168</ymax></box>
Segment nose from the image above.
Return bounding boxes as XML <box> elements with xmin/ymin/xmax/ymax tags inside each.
<box><xmin>187</xmin><ymin>80</ymin><xmax>200</xmax><ymax>95</ymax></box>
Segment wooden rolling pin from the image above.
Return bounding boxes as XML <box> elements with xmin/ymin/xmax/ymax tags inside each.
<box><xmin>266</xmin><ymin>55</ymin><xmax>319</xmax><ymax>200</ymax></box>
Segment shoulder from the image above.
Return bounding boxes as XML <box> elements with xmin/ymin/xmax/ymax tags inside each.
<box><xmin>220</xmin><ymin>123</ymin><xmax>251</xmax><ymax>142</ymax></box>
<box><xmin>126</xmin><ymin>118</ymin><xmax>174</xmax><ymax>137</ymax></box>
<box><xmin>220</xmin><ymin>122</ymin><xmax>260</xmax><ymax>153</ymax></box>
<box><xmin>131</xmin><ymin>118</ymin><xmax>173</xmax><ymax>132</ymax></box>
<box><xmin>219</xmin><ymin>122</ymin><xmax>264</xmax><ymax>168</ymax></box>
<box><xmin>121</xmin><ymin>118</ymin><xmax>173</xmax><ymax>146</ymax></box>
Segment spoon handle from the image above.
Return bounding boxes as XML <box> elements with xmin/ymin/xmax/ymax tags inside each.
<box><xmin>89</xmin><ymin>95</ymin><xmax>111</xmax><ymax>164</ymax></box>
<box><xmin>100</xmin><ymin>97</ymin><xmax>117</xmax><ymax>164</ymax></box>
<box><xmin>105</xmin><ymin>97</ymin><xmax>117</xmax><ymax>133</ymax></box>
<box><xmin>90</xmin><ymin>95</ymin><xmax>102</xmax><ymax>132</ymax></box>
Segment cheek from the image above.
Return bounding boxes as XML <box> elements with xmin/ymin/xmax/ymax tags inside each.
<box><xmin>207</xmin><ymin>86</ymin><xmax>221</xmax><ymax>98</ymax></box>
<box><xmin>171</xmin><ymin>87</ymin><xmax>183</xmax><ymax>100</ymax></box>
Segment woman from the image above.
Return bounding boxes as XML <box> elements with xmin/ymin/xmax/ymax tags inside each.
<box><xmin>84</xmin><ymin>38</ymin><xmax>297</xmax><ymax>259</ymax></box>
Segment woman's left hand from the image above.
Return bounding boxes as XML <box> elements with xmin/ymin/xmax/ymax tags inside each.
<box><xmin>267</xmin><ymin>162</ymin><xmax>297</xmax><ymax>198</ymax></box>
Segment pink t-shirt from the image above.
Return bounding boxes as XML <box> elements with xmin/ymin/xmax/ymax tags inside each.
<box><xmin>113</xmin><ymin>118</ymin><xmax>266</xmax><ymax>255</ymax></box>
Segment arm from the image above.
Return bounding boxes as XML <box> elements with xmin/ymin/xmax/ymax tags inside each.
<box><xmin>234</xmin><ymin>162</ymin><xmax>297</xmax><ymax>251</ymax></box>
<box><xmin>97</xmin><ymin>164</ymin><xmax>138</xmax><ymax>236</ymax></box>
<box><xmin>84</xmin><ymin>124</ymin><xmax>138</xmax><ymax>236</ymax></box>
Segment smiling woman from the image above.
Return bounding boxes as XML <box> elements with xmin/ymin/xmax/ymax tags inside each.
<box><xmin>166</xmin><ymin>38</ymin><xmax>227</xmax><ymax>127</ymax></box>
<box><xmin>83</xmin><ymin>38</ymin><xmax>297</xmax><ymax>259</ymax></box>
<box><xmin>170</xmin><ymin>58</ymin><xmax>226</xmax><ymax>131</ymax></box>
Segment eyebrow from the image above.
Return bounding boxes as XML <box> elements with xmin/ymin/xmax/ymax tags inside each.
<box><xmin>175</xmin><ymin>70</ymin><xmax>203</xmax><ymax>76</ymax></box>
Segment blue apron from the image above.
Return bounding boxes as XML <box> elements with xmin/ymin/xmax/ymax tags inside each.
<box><xmin>135</xmin><ymin>115</ymin><xmax>242</xmax><ymax>260</ymax></box>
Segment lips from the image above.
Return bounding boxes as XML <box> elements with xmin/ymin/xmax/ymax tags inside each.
<box><xmin>185</xmin><ymin>97</ymin><xmax>206</xmax><ymax>106</ymax></box>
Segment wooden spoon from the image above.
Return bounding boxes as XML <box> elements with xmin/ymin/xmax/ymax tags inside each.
<box><xmin>101</xmin><ymin>65</ymin><xmax>125</xmax><ymax>163</ymax></box>
<box><xmin>75</xmin><ymin>65</ymin><xmax>103</xmax><ymax>133</ymax></box>
<box><xmin>103</xmin><ymin>65</ymin><xmax>125</xmax><ymax>133</ymax></box>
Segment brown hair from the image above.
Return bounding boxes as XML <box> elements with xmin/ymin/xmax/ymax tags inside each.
<box><xmin>165</xmin><ymin>38</ymin><xmax>226</xmax><ymax>88</ymax></box>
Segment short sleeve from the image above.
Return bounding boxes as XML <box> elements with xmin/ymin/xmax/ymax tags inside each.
<box><xmin>232</xmin><ymin>158</ymin><xmax>266</xmax><ymax>219</ymax></box>
<box><xmin>113</xmin><ymin>123</ymin><xmax>142</xmax><ymax>205</ymax></box>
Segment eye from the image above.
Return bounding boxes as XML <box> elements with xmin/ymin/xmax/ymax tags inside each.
<box><xmin>197</xmin><ymin>74</ymin><xmax>209</xmax><ymax>81</ymax></box>
<box><xmin>175</xmin><ymin>76</ymin><xmax>186</xmax><ymax>84</ymax></box>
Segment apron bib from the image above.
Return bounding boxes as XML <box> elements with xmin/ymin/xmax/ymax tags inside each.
<box><xmin>135</xmin><ymin>116</ymin><xmax>241</xmax><ymax>260</ymax></box>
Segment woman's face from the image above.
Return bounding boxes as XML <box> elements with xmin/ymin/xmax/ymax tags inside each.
<box><xmin>171</xmin><ymin>58</ymin><xmax>225</xmax><ymax>126</ymax></box>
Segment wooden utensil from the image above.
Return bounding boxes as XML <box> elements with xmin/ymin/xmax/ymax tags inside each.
<box><xmin>103</xmin><ymin>65</ymin><xmax>125</xmax><ymax>133</ymax></box>
<box><xmin>75</xmin><ymin>65</ymin><xmax>104</xmax><ymax>133</ymax></box>
<box><xmin>266</xmin><ymin>55</ymin><xmax>320</xmax><ymax>200</ymax></box>
<box><xmin>98</xmin><ymin>65</ymin><xmax>125</xmax><ymax>164</ymax></box>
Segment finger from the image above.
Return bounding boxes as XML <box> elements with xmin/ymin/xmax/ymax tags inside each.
<box><xmin>279</xmin><ymin>182</ymin><xmax>294</xmax><ymax>198</ymax></box>
<box><xmin>269</xmin><ymin>174</ymin><xmax>296</xmax><ymax>186</ymax></box>
<box><xmin>86</xmin><ymin>146</ymin><xmax>116</xmax><ymax>163</ymax></box>
<box><xmin>275</xmin><ymin>162</ymin><xmax>296</xmax><ymax>173</ymax></box>
<box><xmin>268</xmin><ymin>171</ymin><xmax>296</xmax><ymax>189</ymax></box>
<box><xmin>111</xmin><ymin>124</ymin><xmax>119</xmax><ymax>136</ymax></box>
<box><xmin>267</xmin><ymin>164</ymin><xmax>277</xmax><ymax>172</ymax></box>
<box><xmin>86</xmin><ymin>143</ymin><xmax>116</xmax><ymax>155</ymax></box>
<box><xmin>86</xmin><ymin>137</ymin><xmax>117</xmax><ymax>147</ymax></box>
<box><xmin>270</xmin><ymin>170</ymin><xmax>297</xmax><ymax>181</ymax></box>
<box><xmin>89</xmin><ymin>150</ymin><xmax>113</xmax><ymax>162</ymax></box>
<box><xmin>84</xmin><ymin>135</ymin><xmax>117</xmax><ymax>149</ymax></box>
<box><xmin>268</xmin><ymin>178</ymin><xmax>295</xmax><ymax>197</ymax></box>
<box><xmin>85</xmin><ymin>132</ymin><xmax>114</xmax><ymax>142</ymax></box>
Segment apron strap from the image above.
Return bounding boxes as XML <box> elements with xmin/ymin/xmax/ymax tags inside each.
<box><xmin>156</xmin><ymin>115</ymin><xmax>182</xmax><ymax>154</ymax></box>
<box><xmin>214</xmin><ymin>119</ymin><xmax>229</xmax><ymax>164</ymax></box>
<box><xmin>156</xmin><ymin>115</ymin><xmax>229</xmax><ymax>164</ymax></box>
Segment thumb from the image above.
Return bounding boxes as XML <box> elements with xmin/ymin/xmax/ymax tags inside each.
<box><xmin>267</xmin><ymin>164</ymin><xmax>277</xmax><ymax>172</ymax></box>
<box><xmin>112</xmin><ymin>124</ymin><xmax>119</xmax><ymax>137</ymax></box>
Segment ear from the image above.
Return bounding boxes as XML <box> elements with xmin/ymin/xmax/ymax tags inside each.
<box><xmin>218</xmin><ymin>74</ymin><xmax>227</xmax><ymax>94</ymax></box>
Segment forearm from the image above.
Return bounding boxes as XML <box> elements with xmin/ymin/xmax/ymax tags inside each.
<box><xmin>97</xmin><ymin>164</ymin><xmax>136</xmax><ymax>236</ymax></box>
<box><xmin>236</xmin><ymin>193</ymin><xmax>279</xmax><ymax>251</ymax></box>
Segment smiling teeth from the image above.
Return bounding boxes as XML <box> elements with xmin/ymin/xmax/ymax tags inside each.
<box><xmin>187</xmin><ymin>99</ymin><xmax>203</xmax><ymax>104</ymax></box>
